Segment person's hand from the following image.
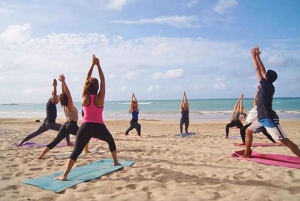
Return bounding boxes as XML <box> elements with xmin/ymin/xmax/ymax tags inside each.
<box><xmin>52</xmin><ymin>79</ymin><xmax>57</xmax><ymax>87</ymax></box>
<box><xmin>58</xmin><ymin>74</ymin><xmax>65</xmax><ymax>82</ymax></box>
<box><xmin>257</xmin><ymin>85</ymin><xmax>261</xmax><ymax>91</ymax></box>
<box><xmin>241</xmin><ymin>94</ymin><xmax>244</xmax><ymax>98</ymax></box>
<box><xmin>255</xmin><ymin>46</ymin><xmax>261</xmax><ymax>56</ymax></box>
<box><xmin>251</xmin><ymin>47</ymin><xmax>257</xmax><ymax>57</ymax></box>
<box><xmin>92</xmin><ymin>54</ymin><xmax>100</xmax><ymax>66</ymax></box>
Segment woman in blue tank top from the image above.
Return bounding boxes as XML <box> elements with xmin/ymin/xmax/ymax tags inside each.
<box><xmin>125</xmin><ymin>93</ymin><xmax>141</xmax><ymax>136</ymax></box>
<box><xmin>180</xmin><ymin>91</ymin><xmax>190</xmax><ymax>136</ymax></box>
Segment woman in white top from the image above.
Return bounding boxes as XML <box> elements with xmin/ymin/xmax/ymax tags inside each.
<box><xmin>37</xmin><ymin>74</ymin><xmax>89</xmax><ymax>159</ymax></box>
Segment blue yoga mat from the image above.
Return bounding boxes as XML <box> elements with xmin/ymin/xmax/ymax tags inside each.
<box><xmin>23</xmin><ymin>159</ymin><xmax>135</xmax><ymax>193</ymax></box>
<box><xmin>174</xmin><ymin>132</ymin><xmax>195</xmax><ymax>137</ymax></box>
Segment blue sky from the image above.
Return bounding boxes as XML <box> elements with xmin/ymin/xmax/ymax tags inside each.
<box><xmin>0</xmin><ymin>0</ymin><xmax>299</xmax><ymax>103</ymax></box>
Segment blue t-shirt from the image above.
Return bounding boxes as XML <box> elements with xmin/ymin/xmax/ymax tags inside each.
<box><xmin>131</xmin><ymin>110</ymin><xmax>139</xmax><ymax>120</ymax></box>
<box><xmin>257</xmin><ymin>78</ymin><xmax>278</xmax><ymax>119</ymax></box>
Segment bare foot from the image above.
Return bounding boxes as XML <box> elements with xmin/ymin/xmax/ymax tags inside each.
<box><xmin>67</xmin><ymin>142</ymin><xmax>74</xmax><ymax>146</ymax></box>
<box><xmin>37</xmin><ymin>156</ymin><xmax>43</xmax><ymax>159</ymax></box>
<box><xmin>55</xmin><ymin>175</ymin><xmax>67</xmax><ymax>181</ymax></box>
<box><xmin>84</xmin><ymin>150</ymin><xmax>91</xmax><ymax>154</ymax></box>
<box><xmin>243</xmin><ymin>149</ymin><xmax>252</xmax><ymax>158</ymax></box>
<box><xmin>225</xmin><ymin>137</ymin><xmax>228</xmax><ymax>139</ymax></box>
<box><xmin>114</xmin><ymin>162</ymin><xmax>122</xmax><ymax>166</ymax></box>
<box><xmin>16</xmin><ymin>142</ymin><xmax>23</xmax><ymax>147</ymax></box>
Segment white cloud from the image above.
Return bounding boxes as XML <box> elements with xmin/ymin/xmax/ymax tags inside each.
<box><xmin>147</xmin><ymin>85</ymin><xmax>161</xmax><ymax>91</ymax></box>
<box><xmin>108</xmin><ymin>74</ymin><xmax>118</xmax><ymax>79</ymax></box>
<box><xmin>213</xmin><ymin>78</ymin><xmax>227</xmax><ymax>90</ymax></box>
<box><xmin>213</xmin><ymin>0</ymin><xmax>238</xmax><ymax>14</ymax></box>
<box><xmin>0</xmin><ymin>23</ymin><xmax>31</xmax><ymax>44</ymax></box>
<box><xmin>22</xmin><ymin>87</ymin><xmax>48</xmax><ymax>95</ymax></box>
<box><xmin>122</xmin><ymin>71</ymin><xmax>139</xmax><ymax>79</ymax></box>
<box><xmin>189</xmin><ymin>84</ymin><xmax>204</xmax><ymax>90</ymax></box>
<box><xmin>112</xmin><ymin>15</ymin><xmax>200</xmax><ymax>28</ymax></box>
<box><xmin>153</xmin><ymin>68</ymin><xmax>184</xmax><ymax>79</ymax></box>
<box><xmin>187</xmin><ymin>0</ymin><xmax>199</xmax><ymax>7</ymax></box>
<box><xmin>121</xmin><ymin>85</ymin><xmax>126</xmax><ymax>91</ymax></box>
<box><xmin>267</xmin><ymin>55</ymin><xmax>287</xmax><ymax>67</ymax></box>
<box><xmin>106</xmin><ymin>0</ymin><xmax>129</xmax><ymax>11</ymax></box>
<box><xmin>0</xmin><ymin>8</ymin><xmax>15</xmax><ymax>15</ymax></box>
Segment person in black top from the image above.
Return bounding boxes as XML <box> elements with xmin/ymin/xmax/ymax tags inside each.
<box><xmin>225</xmin><ymin>94</ymin><xmax>244</xmax><ymax>139</ymax></box>
<box><xmin>244</xmin><ymin>46</ymin><xmax>300</xmax><ymax>158</ymax></box>
<box><xmin>180</xmin><ymin>91</ymin><xmax>190</xmax><ymax>136</ymax></box>
<box><xmin>17</xmin><ymin>79</ymin><xmax>72</xmax><ymax>146</ymax></box>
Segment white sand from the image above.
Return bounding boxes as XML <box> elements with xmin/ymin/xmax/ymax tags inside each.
<box><xmin>0</xmin><ymin>118</ymin><xmax>300</xmax><ymax>201</ymax></box>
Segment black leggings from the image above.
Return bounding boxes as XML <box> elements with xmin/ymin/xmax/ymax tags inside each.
<box><xmin>180</xmin><ymin>119</ymin><xmax>189</xmax><ymax>134</ymax></box>
<box><xmin>225</xmin><ymin>120</ymin><xmax>243</xmax><ymax>137</ymax></box>
<box><xmin>240</xmin><ymin>123</ymin><xmax>276</xmax><ymax>143</ymax></box>
<box><xmin>47</xmin><ymin>121</ymin><xmax>79</xmax><ymax>149</ymax></box>
<box><xmin>70</xmin><ymin>123</ymin><xmax>116</xmax><ymax>161</ymax></box>
<box><xmin>125</xmin><ymin>119</ymin><xmax>141</xmax><ymax>135</ymax></box>
<box><xmin>19</xmin><ymin>122</ymin><xmax>70</xmax><ymax>145</ymax></box>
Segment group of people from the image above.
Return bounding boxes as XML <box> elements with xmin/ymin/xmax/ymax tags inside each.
<box><xmin>225</xmin><ymin>46</ymin><xmax>300</xmax><ymax>158</ymax></box>
<box><xmin>16</xmin><ymin>47</ymin><xmax>300</xmax><ymax>181</ymax></box>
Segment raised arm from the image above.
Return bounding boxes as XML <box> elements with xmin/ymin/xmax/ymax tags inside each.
<box><xmin>95</xmin><ymin>58</ymin><xmax>105</xmax><ymax>99</ymax></box>
<box><xmin>239</xmin><ymin>94</ymin><xmax>244</xmax><ymax>113</ymax></box>
<box><xmin>51</xmin><ymin>79</ymin><xmax>57</xmax><ymax>104</ymax></box>
<box><xmin>82</xmin><ymin>56</ymin><xmax>96</xmax><ymax>97</ymax></box>
<box><xmin>133</xmin><ymin>93</ymin><xmax>138</xmax><ymax>110</ymax></box>
<box><xmin>184</xmin><ymin>91</ymin><xmax>190</xmax><ymax>110</ymax></box>
<box><xmin>59</xmin><ymin>74</ymin><xmax>75</xmax><ymax>111</ymax></box>
<box><xmin>251</xmin><ymin>47</ymin><xmax>263</xmax><ymax>81</ymax></box>
<box><xmin>255</xmin><ymin>47</ymin><xmax>267</xmax><ymax>79</ymax></box>
<box><xmin>180</xmin><ymin>92</ymin><xmax>184</xmax><ymax>110</ymax></box>
<box><xmin>233</xmin><ymin>96</ymin><xmax>241</xmax><ymax>111</ymax></box>
<box><xmin>253</xmin><ymin>85</ymin><xmax>260</xmax><ymax>107</ymax></box>
<box><xmin>129</xmin><ymin>93</ymin><xmax>134</xmax><ymax>113</ymax></box>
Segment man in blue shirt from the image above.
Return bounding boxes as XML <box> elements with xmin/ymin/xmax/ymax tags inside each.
<box><xmin>244</xmin><ymin>47</ymin><xmax>300</xmax><ymax>158</ymax></box>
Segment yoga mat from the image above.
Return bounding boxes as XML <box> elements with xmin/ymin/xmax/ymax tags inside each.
<box><xmin>233</xmin><ymin>142</ymin><xmax>284</xmax><ymax>147</ymax></box>
<box><xmin>23</xmin><ymin>159</ymin><xmax>135</xmax><ymax>193</ymax></box>
<box><xmin>174</xmin><ymin>132</ymin><xmax>195</xmax><ymax>137</ymax></box>
<box><xmin>53</xmin><ymin>149</ymin><xmax>106</xmax><ymax>160</ymax></box>
<box><xmin>15</xmin><ymin>142</ymin><xmax>67</xmax><ymax>148</ymax></box>
<box><xmin>230</xmin><ymin>150</ymin><xmax>300</xmax><ymax>168</ymax></box>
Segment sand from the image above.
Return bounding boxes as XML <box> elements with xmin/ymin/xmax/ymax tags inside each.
<box><xmin>0</xmin><ymin>118</ymin><xmax>300</xmax><ymax>201</ymax></box>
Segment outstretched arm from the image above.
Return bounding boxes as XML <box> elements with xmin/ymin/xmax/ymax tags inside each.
<box><xmin>184</xmin><ymin>91</ymin><xmax>189</xmax><ymax>110</ymax></box>
<box><xmin>95</xmin><ymin>58</ymin><xmax>105</xmax><ymax>99</ymax></box>
<box><xmin>233</xmin><ymin>96</ymin><xmax>241</xmax><ymax>111</ymax></box>
<box><xmin>59</xmin><ymin>74</ymin><xmax>75</xmax><ymax>111</ymax></box>
<box><xmin>133</xmin><ymin>93</ymin><xmax>139</xmax><ymax>110</ymax></box>
<box><xmin>82</xmin><ymin>55</ymin><xmax>96</xmax><ymax>97</ymax></box>
<box><xmin>251</xmin><ymin>47</ymin><xmax>263</xmax><ymax>81</ymax></box>
<box><xmin>51</xmin><ymin>79</ymin><xmax>57</xmax><ymax>104</ymax></box>
<box><xmin>129</xmin><ymin>93</ymin><xmax>134</xmax><ymax>113</ymax></box>
<box><xmin>239</xmin><ymin>94</ymin><xmax>244</xmax><ymax>113</ymax></box>
<box><xmin>255</xmin><ymin>47</ymin><xmax>267</xmax><ymax>79</ymax></box>
<box><xmin>180</xmin><ymin>92</ymin><xmax>184</xmax><ymax>110</ymax></box>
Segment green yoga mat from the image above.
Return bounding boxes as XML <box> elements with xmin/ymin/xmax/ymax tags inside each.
<box><xmin>23</xmin><ymin>159</ymin><xmax>135</xmax><ymax>193</ymax></box>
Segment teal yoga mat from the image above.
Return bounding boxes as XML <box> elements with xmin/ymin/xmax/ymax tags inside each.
<box><xmin>174</xmin><ymin>132</ymin><xmax>195</xmax><ymax>137</ymax></box>
<box><xmin>23</xmin><ymin>159</ymin><xmax>135</xmax><ymax>193</ymax></box>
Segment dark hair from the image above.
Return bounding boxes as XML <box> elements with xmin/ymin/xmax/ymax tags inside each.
<box><xmin>84</xmin><ymin>78</ymin><xmax>99</xmax><ymax>95</ymax></box>
<box><xmin>266</xmin><ymin>70</ymin><xmax>277</xmax><ymax>83</ymax></box>
<box><xmin>59</xmin><ymin>93</ymin><xmax>68</xmax><ymax>106</ymax></box>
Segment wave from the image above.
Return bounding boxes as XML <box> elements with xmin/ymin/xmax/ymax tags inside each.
<box><xmin>113</xmin><ymin>102</ymin><xmax>153</xmax><ymax>105</ymax></box>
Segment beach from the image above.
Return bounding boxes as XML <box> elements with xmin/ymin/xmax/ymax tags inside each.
<box><xmin>1</xmin><ymin>118</ymin><xmax>300</xmax><ymax>201</ymax></box>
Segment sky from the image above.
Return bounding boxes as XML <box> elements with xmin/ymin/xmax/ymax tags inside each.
<box><xmin>0</xmin><ymin>0</ymin><xmax>299</xmax><ymax>104</ymax></box>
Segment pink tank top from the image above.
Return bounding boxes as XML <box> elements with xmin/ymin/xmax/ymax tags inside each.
<box><xmin>82</xmin><ymin>94</ymin><xmax>104</xmax><ymax>124</ymax></box>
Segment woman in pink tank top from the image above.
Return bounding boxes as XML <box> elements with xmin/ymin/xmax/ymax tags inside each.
<box><xmin>56</xmin><ymin>55</ymin><xmax>120</xmax><ymax>181</ymax></box>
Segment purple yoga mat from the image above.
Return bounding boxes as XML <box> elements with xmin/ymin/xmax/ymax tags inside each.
<box><xmin>230</xmin><ymin>150</ymin><xmax>300</xmax><ymax>168</ymax></box>
<box><xmin>233</xmin><ymin>142</ymin><xmax>285</xmax><ymax>147</ymax></box>
<box><xmin>15</xmin><ymin>142</ymin><xmax>67</xmax><ymax>148</ymax></box>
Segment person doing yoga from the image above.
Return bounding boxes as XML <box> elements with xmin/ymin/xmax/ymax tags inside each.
<box><xmin>239</xmin><ymin>85</ymin><xmax>276</xmax><ymax>144</ymax></box>
<box><xmin>37</xmin><ymin>74</ymin><xmax>90</xmax><ymax>159</ymax></box>
<box><xmin>244</xmin><ymin>46</ymin><xmax>300</xmax><ymax>158</ymax></box>
<box><xmin>125</xmin><ymin>93</ymin><xmax>141</xmax><ymax>136</ymax></box>
<box><xmin>180</xmin><ymin>91</ymin><xmax>189</xmax><ymax>136</ymax></box>
<box><xmin>56</xmin><ymin>55</ymin><xmax>120</xmax><ymax>181</ymax></box>
<box><xmin>225</xmin><ymin>94</ymin><xmax>244</xmax><ymax>139</ymax></box>
<box><xmin>17</xmin><ymin>79</ymin><xmax>72</xmax><ymax>146</ymax></box>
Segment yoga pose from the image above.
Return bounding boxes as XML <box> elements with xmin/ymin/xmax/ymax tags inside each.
<box><xmin>239</xmin><ymin>85</ymin><xmax>276</xmax><ymax>144</ymax></box>
<box><xmin>56</xmin><ymin>55</ymin><xmax>120</xmax><ymax>181</ymax></box>
<box><xmin>17</xmin><ymin>79</ymin><xmax>72</xmax><ymax>146</ymax></box>
<box><xmin>244</xmin><ymin>46</ymin><xmax>300</xmax><ymax>158</ymax></box>
<box><xmin>125</xmin><ymin>93</ymin><xmax>141</xmax><ymax>136</ymax></box>
<box><xmin>37</xmin><ymin>74</ymin><xmax>89</xmax><ymax>159</ymax></box>
<box><xmin>180</xmin><ymin>91</ymin><xmax>189</xmax><ymax>136</ymax></box>
<box><xmin>225</xmin><ymin>94</ymin><xmax>244</xmax><ymax>139</ymax></box>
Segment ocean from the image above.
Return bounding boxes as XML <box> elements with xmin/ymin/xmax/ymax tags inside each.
<box><xmin>1</xmin><ymin>98</ymin><xmax>300</xmax><ymax>121</ymax></box>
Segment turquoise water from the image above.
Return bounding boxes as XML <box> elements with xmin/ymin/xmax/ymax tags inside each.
<box><xmin>1</xmin><ymin>98</ymin><xmax>300</xmax><ymax>120</ymax></box>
